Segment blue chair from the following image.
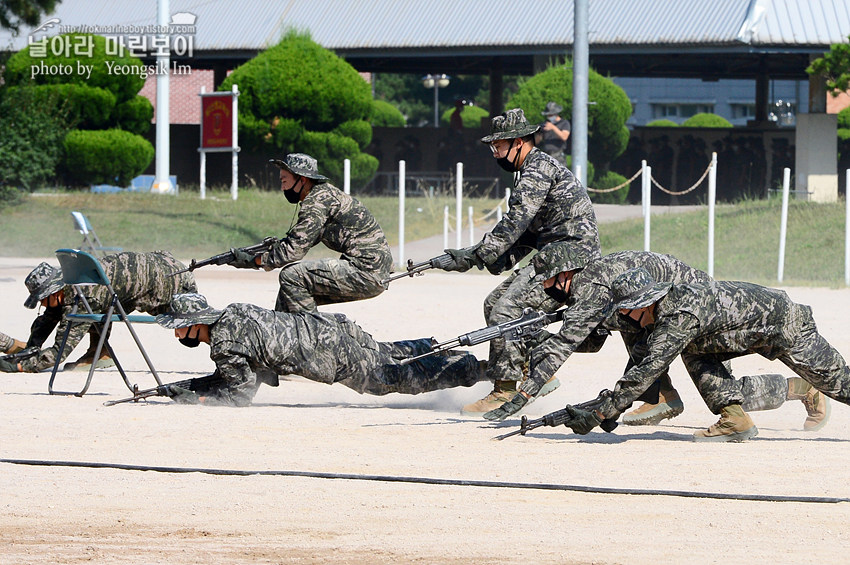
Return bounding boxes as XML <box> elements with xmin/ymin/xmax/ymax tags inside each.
<box><xmin>71</xmin><ymin>211</ymin><xmax>123</xmax><ymax>257</ymax></box>
<box><xmin>48</xmin><ymin>249</ymin><xmax>163</xmax><ymax>397</ymax></box>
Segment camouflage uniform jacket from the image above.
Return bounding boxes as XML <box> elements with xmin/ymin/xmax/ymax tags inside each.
<box><xmin>205</xmin><ymin>303</ymin><xmax>402</xmax><ymax>406</ymax></box>
<box><xmin>21</xmin><ymin>251</ymin><xmax>196</xmax><ymax>372</ymax></box>
<box><xmin>526</xmin><ymin>251</ymin><xmax>711</xmax><ymax>392</ymax></box>
<box><xmin>263</xmin><ymin>183</ymin><xmax>393</xmax><ymax>276</ymax></box>
<box><xmin>477</xmin><ymin>148</ymin><xmax>600</xmax><ymax>269</ymax></box>
<box><xmin>609</xmin><ymin>280</ymin><xmax>804</xmax><ymax>414</ymax></box>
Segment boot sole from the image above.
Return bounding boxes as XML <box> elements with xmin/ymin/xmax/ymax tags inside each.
<box><xmin>526</xmin><ymin>378</ymin><xmax>561</xmax><ymax>407</ymax></box>
<box><xmin>692</xmin><ymin>425</ymin><xmax>759</xmax><ymax>443</ymax></box>
<box><xmin>65</xmin><ymin>359</ymin><xmax>115</xmax><ymax>372</ymax></box>
<box><xmin>622</xmin><ymin>400</ymin><xmax>685</xmax><ymax>426</ymax></box>
<box><xmin>804</xmin><ymin>396</ymin><xmax>831</xmax><ymax>432</ymax></box>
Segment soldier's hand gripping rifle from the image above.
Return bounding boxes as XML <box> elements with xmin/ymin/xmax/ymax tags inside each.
<box><xmin>381</xmin><ymin>253</ymin><xmax>454</xmax><ymax>286</ymax></box>
<box><xmin>0</xmin><ymin>346</ymin><xmax>39</xmax><ymax>364</ymax></box>
<box><xmin>103</xmin><ymin>373</ymin><xmax>225</xmax><ymax>406</ymax></box>
<box><xmin>169</xmin><ymin>237</ymin><xmax>280</xmax><ymax>277</ymax></box>
<box><xmin>400</xmin><ymin>307</ymin><xmax>565</xmax><ymax>366</ymax></box>
<box><xmin>494</xmin><ymin>390</ymin><xmax>620</xmax><ymax>440</ymax></box>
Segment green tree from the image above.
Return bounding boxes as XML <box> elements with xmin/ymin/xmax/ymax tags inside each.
<box><xmin>508</xmin><ymin>61</ymin><xmax>632</xmax><ymax>172</ymax></box>
<box><xmin>0</xmin><ymin>0</ymin><xmax>57</xmax><ymax>32</ymax></box>
<box><xmin>220</xmin><ymin>30</ymin><xmax>378</xmax><ymax>187</ymax></box>
<box><xmin>807</xmin><ymin>37</ymin><xmax>850</xmax><ymax>93</ymax></box>
<box><xmin>681</xmin><ymin>113</ymin><xmax>732</xmax><ymax>128</ymax></box>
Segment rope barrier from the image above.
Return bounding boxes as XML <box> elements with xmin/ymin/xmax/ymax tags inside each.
<box><xmin>2</xmin><ymin>458</ymin><xmax>846</xmax><ymax>504</ymax></box>
<box><xmin>586</xmin><ymin>167</ymin><xmax>643</xmax><ymax>194</ymax></box>
<box><xmin>584</xmin><ymin>158</ymin><xmax>713</xmax><ymax>196</ymax></box>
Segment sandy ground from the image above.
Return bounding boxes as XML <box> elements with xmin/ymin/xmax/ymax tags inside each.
<box><xmin>2</xmin><ymin>256</ymin><xmax>850</xmax><ymax>565</ymax></box>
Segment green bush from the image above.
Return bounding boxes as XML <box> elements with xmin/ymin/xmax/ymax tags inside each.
<box><xmin>838</xmin><ymin>106</ymin><xmax>850</xmax><ymax>129</ymax></box>
<box><xmin>4</xmin><ymin>83</ymin><xmax>115</xmax><ymax>129</ymax></box>
<box><xmin>0</xmin><ymin>185</ymin><xmax>22</xmax><ymax>210</ymax></box>
<box><xmin>63</xmin><ymin>129</ymin><xmax>154</xmax><ymax>186</ymax></box>
<box><xmin>4</xmin><ymin>33</ymin><xmax>145</xmax><ymax>103</ymax></box>
<box><xmin>112</xmin><ymin>95</ymin><xmax>153</xmax><ymax>136</ymax></box>
<box><xmin>509</xmin><ymin>62</ymin><xmax>632</xmax><ymax>169</ymax></box>
<box><xmin>220</xmin><ymin>30</ymin><xmax>375</xmax><ymax>187</ymax></box>
<box><xmin>371</xmin><ymin>99</ymin><xmax>405</xmax><ymax>127</ymax></box>
<box><xmin>0</xmin><ymin>88</ymin><xmax>71</xmax><ymax>190</ymax></box>
<box><xmin>681</xmin><ymin>113</ymin><xmax>732</xmax><ymax>128</ymax></box>
<box><xmin>588</xmin><ymin>170</ymin><xmax>630</xmax><ymax>204</ymax></box>
<box><xmin>646</xmin><ymin>119</ymin><xmax>679</xmax><ymax>127</ymax></box>
<box><xmin>441</xmin><ymin>104</ymin><xmax>490</xmax><ymax>128</ymax></box>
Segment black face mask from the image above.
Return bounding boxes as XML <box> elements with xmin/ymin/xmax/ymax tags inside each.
<box><xmin>282</xmin><ymin>177</ymin><xmax>303</xmax><ymax>204</ymax></box>
<box><xmin>495</xmin><ymin>142</ymin><xmax>521</xmax><ymax>172</ymax></box>
<box><xmin>544</xmin><ymin>285</ymin><xmax>569</xmax><ymax>303</ymax></box>
<box><xmin>179</xmin><ymin>336</ymin><xmax>201</xmax><ymax>348</ymax></box>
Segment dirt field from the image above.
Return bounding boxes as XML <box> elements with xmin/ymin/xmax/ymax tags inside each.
<box><xmin>2</xmin><ymin>257</ymin><xmax>849</xmax><ymax>565</ymax></box>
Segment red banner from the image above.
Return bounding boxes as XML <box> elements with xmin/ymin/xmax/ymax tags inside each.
<box><xmin>201</xmin><ymin>94</ymin><xmax>233</xmax><ymax>148</ymax></box>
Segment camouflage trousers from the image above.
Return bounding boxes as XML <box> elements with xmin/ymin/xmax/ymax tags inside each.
<box><xmin>683</xmin><ymin>307</ymin><xmax>850</xmax><ymax>412</ymax></box>
<box><xmin>0</xmin><ymin>331</ymin><xmax>16</xmax><ymax>352</ymax></box>
<box><xmin>335</xmin><ymin>335</ymin><xmax>489</xmax><ymax>396</ymax></box>
<box><xmin>275</xmin><ymin>258</ymin><xmax>387</xmax><ymax>313</ymax></box>
<box><xmin>482</xmin><ymin>264</ymin><xmax>563</xmax><ymax>383</ymax></box>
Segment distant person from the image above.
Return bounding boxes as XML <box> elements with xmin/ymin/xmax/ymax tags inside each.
<box><xmin>231</xmin><ymin>153</ymin><xmax>393</xmax><ymax>313</ymax></box>
<box><xmin>535</xmin><ymin>101</ymin><xmax>571</xmax><ymax>166</ymax></box>
<box><xmin>155</xmin><ymin>293</ymin><xmax>489</xmax><ymax>407</ymax></box>
<box><xmin>450</xmin><ymin>99</ymin><xmax>467</xmax><ymax>132</ymax></box>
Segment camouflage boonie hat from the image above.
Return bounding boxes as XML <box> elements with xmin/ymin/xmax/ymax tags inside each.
<box><xmin>269</xmin><ymin>153</ymin><xmax>329</xmax><ymax>182</ymax></box>
<box><xmin>541</xmin><ymin>101</ymin><xmax>563</xmax><ymax>117</ymax></box>
<box><xmin>611</xmin><ymin>268</ymin><xmax>672</xmax><ymax>310</ymax></box>
<box><xmin>156</xmin><ymin>293</ymin><xmax>224</xmax><ymax>329</ymax></box>
<box><xmin>533</xmin><ymin>242</ymin><xmax>598</xmax><ymax>280</ymax></box>
<box><xmin>24</xmin><ymin>262</ymin><xmax>64</xmax><ymax>309</ymax></box>
<box><xmin>480</xmin><ymin>108</ymin><xmax>541</xmax><ymax>143</ymax></box>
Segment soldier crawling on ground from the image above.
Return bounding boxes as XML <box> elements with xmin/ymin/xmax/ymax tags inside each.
<box><xmin>153</xmin><ymin>293</ymin><xmax>489</xmax><ymax>407</ymax></box>
<box><xmin>0</xmin><ymin>252</ymin><xmax>196</xmax><ymax>374</ymax></box>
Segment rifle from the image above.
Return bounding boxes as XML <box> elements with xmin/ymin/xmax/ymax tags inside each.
<box><xmin>400</xmin><ymin>307</ymin><xmax>564</xmax><ymax>366</ymax></box>
<box><xmin>103</xmin><ymin>373</ymin><xmax>224</xmax><ymax>406</ymax></box>
<box><xmin>169</xmin><ymin>237</ymin><xmax>279</xmax><ymax>277</ymax></box>
<box><xmin>494</xmin><ymin>390</ymin><xmax>619</xmax><ymax>440</ymax></box>
<box><xmin>381</xmin><ymin>253</ymin><xmax>454</xmax><ymax>286</ymax></box>
<box><xmin>0</xmin><ymin>346</ymin><xmax>39</xmax><ymax>364</ymax></box>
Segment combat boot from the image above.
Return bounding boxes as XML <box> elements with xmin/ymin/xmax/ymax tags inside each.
<box><xmin>461</xmin><ymin>380</ymin><xmax>516</xmax><ymax>415</ymax></box>
<box><xmin>4</xmin><ymin>339</ymin><xmax>27</xmax><ymax>355</ymax></box>
<box><xmin>622</xmin><ymin>379</ymin><xmax>685</xmax><ymax>426</ymax></box>
<box><xmin>64</xmin><ymin>350</ymin><xmax>115</xmax><ymax>372</ymax></box>
<box><xmin>692</xmin><ymin>404</ymin><xmax>758</xmax><ymax>443</ymax></box>
<box><xmin>786</xmin><ymin>377</ymin><xmax>830</xmax><ymax>432</ymax></box>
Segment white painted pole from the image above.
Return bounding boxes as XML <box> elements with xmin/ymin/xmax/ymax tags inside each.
<box><xmin>642</xmin><ymin>162</ymin><xmax>651</xmax><ymax>251</ymax></box>
<box><xmin>456</xmin><ymin>162</ymin><xmax>463</xmax><ymax>248</ymax></box>
<box><xmin>230</xmin><ymin>84</ymin><xmax>239</xmax><ymax>201</ymax></box>
<box><xmin>398</xmin><ymin>160</ymin><xmax>406</xmax><ymax>267</ymax></box>
<box><xmin>468</xmin><ymin>206</ymin><xmax>474</xmax><ymax>246</ymax></box>
<box><xmin>846</xmin><ymin>169</ymin><xmax>850</xmax><ymax>285</ymax></box>
<box><xmin>707</xmin><ymin>152</ymin><xmax>717</xmax><ymax>277</ymax></box>
<box><xmin>778</xmin><ymin>167</ymin><xmax>790</xmax><ymax>283</ymax></box>
<box><xmin>443</xmin><ymin>205</ymin><xmax>449</xmax><ymax>250</ymax></box>
<box><xmin>344</xmin><ymin>159</ymin><xmax>351</xmax><ymax>195</ymax></box>
<box><xmin>497</xmin><ymin>205</ymin><xmax>502</xmax><ymax>221</ymax></box>
<box><xmin>153</xmin><ymin>0</ymin><xmax>172</xmax><ymax>193</ymax></box>
<box><xmin>575</xmin><ymin>164</ymin><xmax>582</xmax><ymax>186</ymax></box>
<box><xmin>199</xmin><ymin>86</ymin><xmax>206</xmax><ymax>200</ymax></box>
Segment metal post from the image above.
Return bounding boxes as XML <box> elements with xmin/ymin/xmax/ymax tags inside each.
<box><xmin>199</xmin><ymin>86</ymin><xmax>206</xmax><ymax>200</ymax></box>
<box><xmin>642</xmin><ymin>161</ymin><xmax>651</xmax><ymax>251</ymax></box>
<box><xmin>468</xmin><ymin>206</ymin><xmax>474</xmax><ymax>246</ymax></box>
<box><xmin>708</xmin><ymin>152</ymin><xmax>717</xmax><ymax>277</ymax></box>
<box><xmin>778</xmin><ymin>167</ymin><xmax>791</xmax><ymax>282</ymax></box>
<box><xmin>230</xmin><ymin>84</ymin><xmax>239</xmax><ymax>201</ymax></box>
<box><xmin>153</xmin><ymin>0</ymin><xmax>172</xmax><ymax>193</ymax></box>
<box><xmin>846</xmin><ymin>169</ymin><xmax>850</xmax><ymax>285</ymax></box>
<box><xmin>399</xmin><ymin>160</ymin><xmax>406</xmax><ymax>267</ymax></box>
<box><xmin>434</xmin><ymin>82</ymin><xmax>439</xmax><ymax>128</ymax></box>
<box><xmin>572</xmin><ymin>0</ymin><xmax>589</xmax><ymax>186</ymax></box>
<box><xmin>443</xmin><ymin>205</ymin><xmax>449</xmax><ymax>250</ymax></box>
<box><xmin>344</xmin><ymin>159</ymin><xmax>351</xmax><ymax>195</ymax></box>
<box><xmin>456</xmin><ymin>162</ymin><xmax>463</xmax><ymax>248</ymax></box>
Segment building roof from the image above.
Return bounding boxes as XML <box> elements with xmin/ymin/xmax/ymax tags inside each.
<box><xmin>2</xmin><ymin>0</ymin><xmax>849</xmax><ymax>78</ymax></box>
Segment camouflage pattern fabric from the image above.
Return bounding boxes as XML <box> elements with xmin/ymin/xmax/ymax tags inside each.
<box><xmin>476</xmin><ymin>147</ymin><xmax>599</xmax><ymax>267</ymax></box>
<box><xmin>521</xmin><ymin>250</ymin><xmax>711</xmax><ymax>395</ymax></box>
<box><xmin>607</xmin><ymin>280</ymin><xmax>850</xmax><ymax>417</ymax></box>
<box><xmin>20</xmin><ymin>251</ymin><xmax>196</xmax><ymax>372</ymax></box>
<box><xmin>261</xmin><ymin>182</ymin><xmax>392</xmax><ymax>300</ymax></box>
<box><xmin>0</xmin><ymin>331</ymin><xmax>15</xmax><ymax>352</ymax></box>
<box><xmin>275</xmin><ymin>257</ymin><xmax>386</xmax><ymax>313</ymax></box>
<box><xmin>201</xmin><ymin>304</ymin><xmax>487</xmax><ymax>407</ymax></box>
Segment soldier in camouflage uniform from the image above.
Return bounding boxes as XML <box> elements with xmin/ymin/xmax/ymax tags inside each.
<box><xmin>230</xmin><ymin>153</ymin><xmax>392</xmax><ymax>313</ymax></box>
<box><xmin>0</xmin><ymin>332</ymin><xmax>26</xmax><ymax>355</ymax></box>
<box><xmin>155</xmin><ymin>293</ymin><xmax>488</xmax><ymax>407</ymax></box>
<box><xmin>556</xmin><ymin>268</ymin><xmax>839</xmax><ymax>442</ymax></box>
<box><xmin>439</xmin><ymin>109</ymin><xmax>600</xmax><ymax>415</ymax></box>
<box><xmin>0</xmin><ymin>252</ymin><xmax>196</xmax><ymax>373</ymax></box>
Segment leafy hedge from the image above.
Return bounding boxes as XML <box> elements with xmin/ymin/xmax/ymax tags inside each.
<box><xmin>371</xmin><ymin>99</ymin><xmax>405</xmax><ymax>127</ymax></box>
<box><xmin>63</xmin><ymin>129</ymin><xmax>154</xmax><ymax>186</ymax></box>
<box><xmin>3</xmin><ymin>83</ymin><xmax>115</xmax><ymax>129</ymax></box>
<box><xmin>588</xmin><ymin>171</ymin><xmax>630</xmax><ymax>204</ymax></box>
<box><xmin>681</xmin><ymin>113</ymin><xmax>732</xmax><ymax>128</ymax></box>
<box><xmin>441</xmin><ymin>104</ymin><xmax>489</xmax><ymax>128</ymax></box>
<box><xmin>646</xmin><ymin>119</ymin><xmax>679</xmax><ymax>127</ymax></box>
<box><xmin>220</xmin><ymin>30</ymin><xmax>378</xmax><ymax>187</ymax></box>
